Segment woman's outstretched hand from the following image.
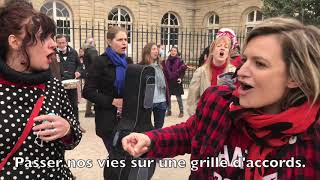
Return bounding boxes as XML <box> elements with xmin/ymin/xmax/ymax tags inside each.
<box><xmin>122</xmin><ymin>133</ymin><xmax>151</xmax><ymax>158</ymax></box>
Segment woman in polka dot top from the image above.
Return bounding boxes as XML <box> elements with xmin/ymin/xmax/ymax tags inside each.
<box><xmin>0</xmin><ymin>1</ymin><xmax>82</xmax><ymax>179</ymax></box>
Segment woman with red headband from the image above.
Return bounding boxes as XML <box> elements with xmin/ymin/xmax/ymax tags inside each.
<box><xmin>186</xmin><ymin>29</ymin><xmax>236</xmax><ymax>116</ymax></box>
<box><xmin>122</xmin><ymin>17</ymin><xmax>320</xmax><ymax>179</ymax></box>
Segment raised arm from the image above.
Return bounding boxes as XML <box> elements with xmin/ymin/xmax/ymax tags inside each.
<box><xmin>122</xmin><ymin>86</ymin><xmax>233</xmax><ymax>159</ymax></box>
<box><xmin>122</xmin><ymin>115</ymin><xmax>197</xmax><ymax>158</ymax></box>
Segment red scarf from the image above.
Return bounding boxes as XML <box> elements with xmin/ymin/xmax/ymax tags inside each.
<box><xmin>229</xmin><ymin>90</ymin><xmax>320</xmax><ymax>180</ymax></box>
<box><xmin>211</xmin><ymin>61</ymin><xmax>227</xmax><ymax>86</ymax></box>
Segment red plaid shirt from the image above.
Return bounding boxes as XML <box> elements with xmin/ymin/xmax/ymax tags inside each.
<box><xmin>145</xmin><ymin>86</ymin><xmax>320</xmax><ymax>180</ymax></box>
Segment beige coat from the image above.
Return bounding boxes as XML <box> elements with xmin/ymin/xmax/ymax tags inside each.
<box><xmin>186</xmin><ymin>63</ymin><xmax>236</xmax><ymax>116</ymax></box>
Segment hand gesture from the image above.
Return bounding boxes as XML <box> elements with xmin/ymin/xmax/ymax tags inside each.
<box><xmin>75</xmin><ymin>72</ymin><xmax>81</xmax><ymax>79</ymax></box>
<box><xmin>112</xmin><ymin>98</ymin><xmax>123</xmax><ymax>108</ymax></box>
<box><xmin>177</xmin><ymin>78</ymin><xmax>182</xmax><ymax>84</ymax></box>
<box><xmin>187</xmin><ymin>65</ymin><xmax>196</xmax><ymax>70</ymax></box>
<box><xmin>113</xmin><ymin>98</ymin><xmax>123</xmax><ymax>117</ymax></box>
<box><xmin>122</xmin><ymin>133</ymin><xmax>151</xmax><ymax>158</ymax></box>
<box><xmin>32</xmin><ymin>114</ymin><xmax>71</xmax><ymax>142</ymax></box>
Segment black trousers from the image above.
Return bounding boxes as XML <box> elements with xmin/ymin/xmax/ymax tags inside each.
<box><xmin>66</xmin><ymin>88</ymin><xmax>79</xmax><ymax>122</ymax></box>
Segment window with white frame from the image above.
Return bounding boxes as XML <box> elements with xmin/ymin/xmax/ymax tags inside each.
<box><xmin>40</xmin><ymin>1</ymin><xmax>72</xmax><ymax>42</ymax></box>
<box><xmin>161</xmin><ymin>12</ymin><xmax>179</xmax><ymax>49</ymax></box>
<box><xmin>245</xmin><ymin>10</ymin><xmax>263</xmax><ymax>33</ymax></box>
<box><xmin>207</xmin><ymin>14</ymin><xmax>220</xmax><ymax>43</ymax></box>
<box><xmin>108</xmin><ymin>7</ymin><xmax>132</xmax><ymax>44</ymax></box>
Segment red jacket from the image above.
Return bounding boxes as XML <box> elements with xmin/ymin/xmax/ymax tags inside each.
<box><xmin>145</xmin><ymin>86</ymin><xmax>320</xmax><ymax>180</ymax></box>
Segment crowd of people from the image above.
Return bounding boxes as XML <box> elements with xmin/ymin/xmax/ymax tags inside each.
<box><xmin>1</xmin><ymin>0</ymin><xmax>320</xmax><ymax>180</ymax></box>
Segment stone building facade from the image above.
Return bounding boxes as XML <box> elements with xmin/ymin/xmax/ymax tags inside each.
<box><xmin>1</xmin><ymin>0</ymin><xmax>263</xmax><ymax>63</ymax></box>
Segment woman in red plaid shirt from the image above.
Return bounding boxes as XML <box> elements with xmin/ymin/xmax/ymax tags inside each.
<box><xmin>122</xmin><ymin>17</ymin><xmax>320</xmax><ymax>180</ymax></box>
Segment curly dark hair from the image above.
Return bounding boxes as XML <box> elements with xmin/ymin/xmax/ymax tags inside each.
<box><xmin>0</xmin><ymin>0</ymin><xmax>56</xmax><ymax>65</ymax></box>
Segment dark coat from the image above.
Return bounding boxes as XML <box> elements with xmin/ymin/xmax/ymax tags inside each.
<box><xmin>82</xmin><ymin>53</ymin><xmax>132</xmax><ymax>138</ymax></box>
<box><xmin>161</xmin><ymin>56</ymin><xmax>187</xmax><ymax>96</ymax></box>
<box><xmin>80</xmin><ymin>47</ymin><xmax>98</xmax><ymax>78</ymax></box>
<box><xmin>57</xmin><ymin>46</ymin><xmax>81</xmax><ymax>80</ymax></box>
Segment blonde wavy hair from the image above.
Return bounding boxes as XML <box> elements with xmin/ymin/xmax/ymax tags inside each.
<box><xmin>204</xmin><ymin>36</ymin><xmax>232</xmax><ymax>79</ymax></box>
<box><xmin>243</xmin><ymin>17</ymin><xmax>320</xmax><ymax>108</ymax></box>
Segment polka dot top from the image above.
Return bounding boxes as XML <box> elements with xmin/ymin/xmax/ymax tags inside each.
<box><xmin>0</xmin><ymin>77</ymin><xmax>82</xmax><ymax>180</ymax></box>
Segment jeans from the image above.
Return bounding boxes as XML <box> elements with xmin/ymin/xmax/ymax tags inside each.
<box><xmin>167</xmin><ymin>95</ymin><xmax>183</xmax><ymax>113</ymax></box>
<box><xmin>152</xmin><ymin>102</ymin><xmax>167</xmax><ymax>129</ymax></box>
<box><xmin>101</xmin><ymin>135</ymin><xmax>113</xmax><ymax>153</ymax></box>
<box><xmin>101</xmin><ymin>135</ymin><xmax>114</xmax><ymax>180</ymax></box>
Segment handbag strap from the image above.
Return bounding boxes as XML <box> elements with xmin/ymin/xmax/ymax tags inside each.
<box><xmin>0</xmin><ymin>95</ymin><xmax>45</xmax><ymax>169</ymax></box>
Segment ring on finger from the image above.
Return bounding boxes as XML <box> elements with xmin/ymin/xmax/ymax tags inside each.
<box><xmin>50</xmin><ymin>121</ymin><xmax>54</xmax><ymax>129</ymax></box>
<box><xmin>51</xmin><ymin>128</ymin><xmax>56</xmax><ymax>134</ymax></box>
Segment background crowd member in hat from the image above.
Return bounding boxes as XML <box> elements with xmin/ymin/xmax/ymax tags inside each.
<box><xmin>186</xmin><ymin>29</ymin><xmax>236</xmax><ymax>116</ymax></box>
<box><xmin>82</xmin><ymin>26</ymin><xmax>132</xmax><ymax>180</ymax></box>
<box><xmin>139</xmin><ymin>42</ymin><xmax>170</xmax><ymax>129</ymax></box>
<box><xmin>162</xmin><ymin>46</ymin><xmax>187</xmax><ymax>118</ymax></box>
<box><xmin>0</xmin><ymin>1</ymin><xmax>82</xmax><ymax>179</ymax></box>
<box><xmin>122</xmin><ymin>17</ymin><xmax>320</xmax><ymax>179</ymax></box>
<box><xmin>199</xmin><ymin>28</ymin><xmax>242</xmax><ymax>68</ymax></box>
<box><xmin>216</xmin><ymin>28</ymin><xmax>242</xmax><ymax>68</ymax></box>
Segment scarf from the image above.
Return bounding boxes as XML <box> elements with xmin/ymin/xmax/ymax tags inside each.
<box><xmin>229</xmin><ymin>89</ymin><xmax>320</xmax><ymax>180</ymax></box>
<box><xmin>164</xmin><ymin>56</ymin><xmax>184</xmax><ymax>81</ymax></box>
<box><xmin>105</xmin><ymin>47</ymin><xmax>128</xmax><ymax>96</ymax></box>
<box><xmin>150</xmin><ymin>63</ymin><xmax>166</xmax><ymax>89</ymax></box>
<box><xmin>211</xmin><ymin>61</ymin><xmax>227</xmax><ymax>86</ymax></box>
<box><xmin>166</xmin><ymin>56</ymin><xmax>181</xmax><ymax>72</ymax></box>
<box><xmin>0</xmin><ymin>57</ymin><xmax>51</xmax><ymax>85</ymax></box>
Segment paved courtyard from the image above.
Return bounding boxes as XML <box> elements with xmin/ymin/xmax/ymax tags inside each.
<box><xmin>65</xmin><ymin>93</ymin><xmax>191</xmax><ymax>180</ymax></box>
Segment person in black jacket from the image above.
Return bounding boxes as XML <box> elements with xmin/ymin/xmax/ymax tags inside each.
<box><xmin>82</xmin><ymin>26</ymin><xmax>132</xmax><ymax>150</ymax></box>
<box><xmin>82</xmin><ymin>37</ymin><xmax>98</xmax><ymax>117</ymax></box>
<box><xmin>56</xmin><ymin>34</ymin><xmax>82</xmax><ymax>123</ymax></box>
<box><xmin>81</xmin><ymin>37</ymin><xmax>98</xmax><ymax>78</ymax></box>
